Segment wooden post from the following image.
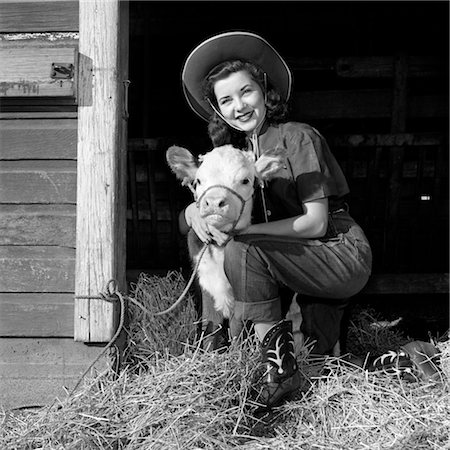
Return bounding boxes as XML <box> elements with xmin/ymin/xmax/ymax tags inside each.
<box><xmin>384</xmin><ymin>53</ymin><xmax>408</xmax><ymax>269</ymax></box>
<box><xmin>74</xmin><ymin>0</ymin><xmax>128</xmax><ymax>342</ymax></box>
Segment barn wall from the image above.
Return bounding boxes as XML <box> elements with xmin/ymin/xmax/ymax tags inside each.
<box><xmin>0</xmin><ymin>1</ymin><xmax>105</xmax><ymax>410</ymax></box>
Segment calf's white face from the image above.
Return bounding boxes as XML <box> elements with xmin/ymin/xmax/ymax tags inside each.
<box><xmin>194</xmin><ymin>147</ymin><xmax>255</xmax><ymax>231</ymax></box>
<box><xmin>166</xmin><ymin>143</ymin><xmax>287</xmax><ymax>320</ymax></box>
<box><xmin>167</xmin><ymin>144</ymin><xmax>287</xmax><ymax>233</ymax></box>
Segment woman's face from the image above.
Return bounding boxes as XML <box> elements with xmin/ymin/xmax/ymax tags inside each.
<box><xmin>213</xmin><ymin>70</ymin><xmax>266</xmax><ymax>134</ymax></box>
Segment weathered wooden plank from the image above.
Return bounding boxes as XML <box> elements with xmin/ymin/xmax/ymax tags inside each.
<box><xmin>0</xmin><ymin>97</ymin><xmax>78</xmax><ymax>113</ymax></box>
<box><xmin>0</xmin><ymin>111</ymin><xmax>77</xmax><ymax>119</ymax></box>
<box><xmin>0</xmin><ymin>246</ymin><xmax>75</xmax><ymax>292</ymax></box>
<box><xmin>0</xmin><ymin>293</ymin><xmax>73</xmax><ymax>337</ymax></box>
<box><xmin>0</xmin><ymin>338</ymin><xmax>105</xmax><ymax>410</ymax></box>
<box><xmin>291</xmin><ymin>90</ymin><xmax>447</xmax><ymax>120</ymax></box>
<box><xmin>0</xmin><ymin>118</ymin><xmax>77</xmax><ymax>159</ymax></box>
<box><xmin>75</xmin><ymin>0</ymin><xmax>128</xmax><ymax>342</ymax></box>
<box><xmin>0</xmin><ymin>41</ymin><xmax>77</xmax><ymax>97</ymax></box>
<box><xmin>0</xmin><ymin>2</ymin><xmax>79</xmax><ymax>32</ymax></box>
<box><xmin>362</xmin><ymin>273</ymin><xmax>449</xmax><ymax>295</ymax></box>
<box><xmin>0</xmin><ymin>204</ymin><xmax>76</xmax><ymax>246</ymax></box>
<box><xmin>0</xmin><ymin>160</ymin><xmax>77</xmax><ymax>203</ymax></box>
<box><xmin>336</xmin><ymin>56</ymin><xmax>444</xmax><ymax>78</ymax></box>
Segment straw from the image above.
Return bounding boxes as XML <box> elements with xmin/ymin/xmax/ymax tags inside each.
<box><xmin>1</xmin><ymin>271</ymin><xmax>448</xmax><ymax>450</ymax></box>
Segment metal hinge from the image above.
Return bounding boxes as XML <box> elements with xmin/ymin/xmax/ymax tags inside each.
<box><xmin>50</xmin><ymin>63</ymin><xmax>74</xmax><ymax>79</ymax></box>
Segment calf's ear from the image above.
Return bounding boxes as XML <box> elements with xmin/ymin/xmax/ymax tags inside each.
<box><xmin>166</xmin><ymin>146</ymin><xmax>199</xmax><ymax>183</ymax></box>
<box><xmin>255</xmin><ymin>147</ymin><xmax>287</xmax><ymax>181</ymax></box>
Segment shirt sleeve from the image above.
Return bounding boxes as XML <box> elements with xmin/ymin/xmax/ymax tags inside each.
<box><xmin>285</xmin><ymin>124</ymin><xmax>349</xmax><ymax>203</ymax></box>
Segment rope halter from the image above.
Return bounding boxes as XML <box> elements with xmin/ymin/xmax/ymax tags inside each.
<box><xmin>195</xmin><ymin>184</ymin><xmax>254</xmax><ymax>234</ymax></box>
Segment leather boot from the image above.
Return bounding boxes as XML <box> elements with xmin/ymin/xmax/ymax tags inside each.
<box><xmin>254</xmin><ymin>320</ymin><xmax>302</xmax><ymax>408</ymax></box>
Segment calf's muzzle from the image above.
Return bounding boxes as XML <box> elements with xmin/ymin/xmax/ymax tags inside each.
<box><xmin>196</xmin><ymin>184</ymin><xmax>252</xmax><ymax>231</ymax></box>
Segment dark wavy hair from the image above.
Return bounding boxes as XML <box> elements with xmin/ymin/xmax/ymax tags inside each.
<box><xmin>201</xmin><ymin>60</ymin><xmax>289</xmax><ymax>148</ymax></box>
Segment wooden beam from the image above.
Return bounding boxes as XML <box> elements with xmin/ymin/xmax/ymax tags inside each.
<box><xmin>285</xmin><ymin>56</ymin><xmax>445</xmax><ymax>79</ymax></box>
<box><xmin>384</xmin><ymin>54</ymin><xmax>408</xmax><ymax>269</ymax></box>
<box><xmin>361</xmin><ymin>273</ymin><xmax>449</xmax><ymax>295</ymax></box>
<box><xmin>75</xmin><ymin>0</ymin><xmax>128</xmax><ymax>342</ymax></box>
<box><xmin>327</xmin><ymin>132</ymin><xmax>444</xmax><ymax>148</ymax></box>
<box><xmin>336</xmin><ymin>56</ymin><xmax>444</xmax><ymax>78</ymax></box>
<box><xmin>291</xmin><ymin>89</ymin><xmax>447</xmax><ymax>120</ymax></box>
<box><xmin>0</xmin><ymin>1</ymin><xmax>79</xmax><ymax>32</ymax></box>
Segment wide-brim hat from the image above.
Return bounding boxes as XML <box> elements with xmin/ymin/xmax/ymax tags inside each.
<box><xmin>182</xmin><ymin>31</ymin><xmax>292</xmax><ymax>121</ymax></box>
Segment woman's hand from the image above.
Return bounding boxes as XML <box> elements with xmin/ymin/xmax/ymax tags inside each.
<box><xmin>184</xmin><ymin>202</ymin><xmax>229</xmax><ymax>246</ymax></box>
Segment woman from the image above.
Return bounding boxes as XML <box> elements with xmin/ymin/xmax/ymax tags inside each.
<box><xmin>179</xmin><ymin>31</ymin><xmax>372</xmax><ymax>407</ymax></box>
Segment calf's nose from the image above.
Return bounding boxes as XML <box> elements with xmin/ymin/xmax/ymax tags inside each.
<box><xmin>204</xmin><ymin>196</ymin><xmax>227</xmax><ymax>209</ymax></box>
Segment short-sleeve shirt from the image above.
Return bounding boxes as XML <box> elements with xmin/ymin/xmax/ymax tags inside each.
<box><xmin>249</xmin><ymin>121</ymin><xmax>349</xmax><ymax>222</ymax></box>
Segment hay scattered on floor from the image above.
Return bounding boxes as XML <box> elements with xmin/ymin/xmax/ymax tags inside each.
<box><xmin>1</xmin><ymin>271</ymin><xmax>449</xmax><ymax>450</ymax></box>
<box><xmin>346</xmin><ymin>306</ymin><xmax>409</xmax><ymax>359</ymax></box>
<box><xmin>124</xmin><ymin>271</ymin><xmax>199</xmax><ymax>363</ymax></box>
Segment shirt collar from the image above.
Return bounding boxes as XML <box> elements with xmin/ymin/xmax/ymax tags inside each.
<box><xmin>255</xmin><ymin>121</ymin><xmax>280</xmax><ymax>152</ymax></box>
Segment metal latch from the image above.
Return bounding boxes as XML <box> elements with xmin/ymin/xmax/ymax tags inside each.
<box><xmin>50</xmin><ymin>63</ymin><xmax>74</xmax><ymax>79</ymax></box>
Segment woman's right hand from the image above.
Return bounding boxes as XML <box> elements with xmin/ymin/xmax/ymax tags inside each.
<box><xmin>185</xmin><ymin>202</ymin><xmax>228</xmax><ymax>245</ymax></box>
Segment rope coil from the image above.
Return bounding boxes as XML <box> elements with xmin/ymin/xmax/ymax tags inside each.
<box><xmin>71</xmin><ymin>280</ymin><xmax>126</xmax><ymax>396</ymax></box>
<box><xmin>70</xmin><ymin>252</ymin><xmax>210</xmax><ymax>395</ymax></box>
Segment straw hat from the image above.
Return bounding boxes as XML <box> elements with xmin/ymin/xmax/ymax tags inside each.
<box><xmin>182</xmin><ymin>31</ymin><xmax>292</xmax><ymax>121</ymax></box>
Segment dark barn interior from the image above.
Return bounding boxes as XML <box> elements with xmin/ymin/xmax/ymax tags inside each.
<box><xmin>126</xmin><ymin>1</ymin><xmax>449</xmax><ymax>339</ymax></box>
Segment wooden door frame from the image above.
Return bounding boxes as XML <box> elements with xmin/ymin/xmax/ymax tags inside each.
<box><xmin>74</xmin><ymin>0</ymin><xmax>129</xmax><ymax>342</ymax></box>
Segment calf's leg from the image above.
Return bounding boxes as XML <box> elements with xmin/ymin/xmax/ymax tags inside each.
<box><xmin>199</xmin><ymin>288</ymin><xmax>229</xmax><ymax>351</ymax></box>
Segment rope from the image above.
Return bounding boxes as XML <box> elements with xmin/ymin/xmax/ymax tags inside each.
<box><xmin>195</xmin><ymin>184</ymin><xmax>251</xmax><ymax>234</ymax></box>
<box><xmin>7</xmin><ymin>280</ymin><xmax>126</xmax><ymax>412</ymax></box>
<box><xmin>8</xmin><ymin>251</ymin><xmax>209</xmax><ymax>412</ymax></box>
<box><xmin>165</xmin><ymin>185</ymin><xmax>249</xmax><ymax>317</ymax></box>
<box><xmin>154</xmin><ymin>242</ymin><xmax>208</xmax><ymax>316</ymax></box>
<box><xmin>70</xmin><ymin>280</ymin><xmax>126</xmax><ymax>397</ymax></box>
<box><xmin>69</xmin><ymin>244</ymin><xmax>209</xmax><ymax>393</ymax></box>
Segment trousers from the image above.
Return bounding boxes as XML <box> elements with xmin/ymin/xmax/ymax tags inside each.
<box><xmin>222</xmin><ymin>210</ymin><xmax>372</xmax><ymax>353</ymax></box>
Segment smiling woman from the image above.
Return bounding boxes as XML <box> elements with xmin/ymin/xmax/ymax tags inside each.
<box><xmin>178</xmin><ymin>31</ymin><xmax>373</xmax><ymax>409</ymax></box>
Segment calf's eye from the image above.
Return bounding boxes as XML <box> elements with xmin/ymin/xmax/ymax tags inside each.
<box><xmin>242</xmin><ymin>178</ymin><xmax>250</xmax><ymax>185</ymax></box>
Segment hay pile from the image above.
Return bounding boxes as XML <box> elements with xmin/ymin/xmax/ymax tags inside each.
<box><xmin>1</xmin><ymin>272</ymin><xmax>449</xmax><ymax>450</ymax></box>
<box><xmin>124</xmin><ymin>271</ymin><xmax>199</xmax><ymax>362</ymax></box>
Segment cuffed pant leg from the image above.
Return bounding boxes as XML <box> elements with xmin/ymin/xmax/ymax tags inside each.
<box><xmin>223</xmin><ymin>238</ymin><xmax>282</xmax><ymax>333</ymax></box>
<box><xmin>223</xmin><ymin>232</ymin><xmax>370</xmax><ymax>349</ymax></box>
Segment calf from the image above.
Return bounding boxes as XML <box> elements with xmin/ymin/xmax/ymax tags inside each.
<box><xmin>166</xmin><ymin>144</ymin><xmax>286</xmax><ymax>323</ymax></box>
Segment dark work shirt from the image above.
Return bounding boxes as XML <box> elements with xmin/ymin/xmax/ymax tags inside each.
<box><xmin>249</xmin><ymin>121</ymin><xmax>349</xmax><ymax>223</ymax></box>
